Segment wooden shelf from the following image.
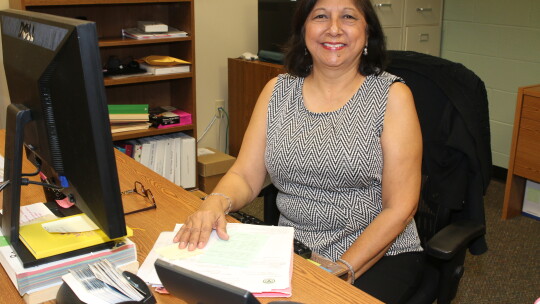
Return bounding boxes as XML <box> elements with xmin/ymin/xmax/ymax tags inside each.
<box><xmin>99</xmin><ymin>36</ymin><xmax>191</xmax><ymax>48</ymax></box>
<box><xmin>112</xmin><ymin>124</ymin><xmax>194</xmax><ymax>141</ymax></box>
<box><xmin>104</xmin><ymin>72</ymin><xmax>193</xmax><ymax>86</ymax></box>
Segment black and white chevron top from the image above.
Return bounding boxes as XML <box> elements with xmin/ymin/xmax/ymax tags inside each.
<box><xmin>265</xmin><ymin>73</ymin><xmax>423</xmax><ymax>261</ymax></box>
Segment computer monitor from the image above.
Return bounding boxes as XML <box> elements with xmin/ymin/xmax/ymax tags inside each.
<box><xmin>0</xmin><ymin>9</ymin><xmax>127</xmax><ymax>266</ymax></box>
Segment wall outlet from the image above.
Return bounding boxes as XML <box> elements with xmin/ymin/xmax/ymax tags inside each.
<box><xmin>215</xmin><ymin>99</ymin><xmax>225</xmax><ymax>118</ymax></box>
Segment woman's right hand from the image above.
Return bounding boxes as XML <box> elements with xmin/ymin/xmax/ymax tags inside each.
<box><xmin>173</xmin><ymin>196</ymin><xmax>230</xmax><ymax>251</ymax></box>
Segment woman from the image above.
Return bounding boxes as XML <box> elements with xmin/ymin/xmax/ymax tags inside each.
<box><xmin>175</xmin><ymin>0</ymin><xmax>424</xmax><ymax>302</ymax></box>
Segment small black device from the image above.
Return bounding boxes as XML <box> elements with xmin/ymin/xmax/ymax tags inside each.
<box><xmin>155</xmin><ymin>259</ymin><xmax>261</xmax><ymax>304</ymax></box>
<box><xmin>228</xmin><ymin>211</ymin><xmax>312</xmax><ymax>259</ymax></box>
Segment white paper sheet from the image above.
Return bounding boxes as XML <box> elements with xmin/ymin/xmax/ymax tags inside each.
<box><xmin>137</xmin><ymin>223</ymin><xmax>294</xmax><ymax>293</ymax></box>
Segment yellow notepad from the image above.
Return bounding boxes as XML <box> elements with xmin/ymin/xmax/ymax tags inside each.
<box><xmin>19</xmin><ymin>214</ymin><xmax>132</xmax><ymax>259</ymax></box>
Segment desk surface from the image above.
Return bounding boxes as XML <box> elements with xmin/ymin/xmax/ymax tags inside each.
<box><xmin>0</xmin><ymin>129</ymin><xmax>381</xmax><ymax>304</ymax></box>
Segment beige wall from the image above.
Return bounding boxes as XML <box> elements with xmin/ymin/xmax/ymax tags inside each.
<box><xmin>441</xmin><ymin>0</ymin><xmax>540</xmax><ymax>169</ymax></box>
<box><xmin>194</xmin><ymin>0</ymin><xmax>257</xmax><ymax>152</ymax></box>
<box><xmin>0</xmin><ymin>0</ymin><xmax>9</xmax><ymax>130</ymax></box>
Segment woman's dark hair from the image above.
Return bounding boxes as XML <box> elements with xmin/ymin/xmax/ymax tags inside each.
<box><xmin>284</xmin><ymin>0</ymin><xmax>387</xmax><ymax>77</ymax></box>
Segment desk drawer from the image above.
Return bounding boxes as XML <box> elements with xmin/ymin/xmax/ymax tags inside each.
<box><xmin>522</xmin><ymin>95</ymin><xmax>540</xmax><ymax>121</ymax></box>
<box><xmin>405</xmin><ymin>0</ymin><xmax>442</xmax><ymax>25</ymax></box>
<box><xmin>514</xmin><ymin>117</ymin><xmax>540</xmax><ymax>181</ymax></box>
<box><xmin>404</xmin><ymin>25</ymin><xmax>441</xmax><ymax>55</ymax></box>
<box><xmin>383</xmin><ymin>27</ymin><xmax>403</xmax><ymax>50</ymax></box>
<box><xmin>373</xmin><ymin>0</ymin><xmax>403</xmax><ymax>27</ymax></box>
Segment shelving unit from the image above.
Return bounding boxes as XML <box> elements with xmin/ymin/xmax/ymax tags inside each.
<box><xmin>9</xmin><ymin>0</ymin><xmax>197</xmax><ymax>142</ymax></box>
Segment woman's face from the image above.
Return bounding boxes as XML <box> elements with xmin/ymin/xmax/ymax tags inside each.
<box><xmin>304</xmin><ymin>0</ymin><xmax>367</xmax><ymax>70</ymax></box>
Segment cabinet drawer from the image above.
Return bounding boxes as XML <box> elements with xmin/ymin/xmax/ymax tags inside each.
<box><xmin>404</xmin><ymin>26</ymin><xmax>441</xmax><ymax>55</ymax></box>
<box><xmin>405</xmin><ymin>0</ymin><xmax>442</xmax><ymax>25</ymax></box>
<box><xmin>522</xmin><ymin>95</ymin><xmax>540</xmax><ymax>121</ymax></box>
<box><xmin>514</xmin><ymin>118</ymin><xmax>540</xmax><ymax>181</ymax></box>
<box><xmin>373</xmin><ymin>0</ymin><xmax>403</xmax><ymax>27</ymax></box>
<box><xmin>383</xmin><ymin>27</ymin><xmax>403</xmax><ymax>50</ymax></box>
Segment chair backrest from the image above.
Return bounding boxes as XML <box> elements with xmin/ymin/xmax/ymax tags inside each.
<box><xmin>386</xmin><ymin>50</ymin><xmax>491</xmax><ymax>254</ymax></box>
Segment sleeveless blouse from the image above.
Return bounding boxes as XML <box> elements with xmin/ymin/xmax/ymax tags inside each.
<box><xmin>265</xmin><ymin>73</ymin><xmax>423</xmax><ymax>261</ymax></box>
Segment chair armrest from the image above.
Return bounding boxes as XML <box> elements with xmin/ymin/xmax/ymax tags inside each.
<box><xmin>258</xmin><ymin>183</ymin><xmax>281</xmax><ymax>225</ymax></box>
<box><xmin>425</xmin><ymin>220</ymin><xmax>485</xmax><ymax>260</ymax></box>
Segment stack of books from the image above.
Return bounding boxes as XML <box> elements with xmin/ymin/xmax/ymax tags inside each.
<box><xmin>108</xmin><ymin>104</ymin><xmax>151</xmax><ymax>134</ymax></box>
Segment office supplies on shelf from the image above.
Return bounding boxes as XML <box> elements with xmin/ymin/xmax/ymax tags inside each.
<box><xmin>108</xmin><ymin>104</ymin><xmax>149</xmax><ymax>115</ymax></box>
<box><xmin>111</xmin><ymin>122</ymin><xmax>152</xmax><ymax>134</ymax></box>
<box><xmin>155</xmin><ymin>110</ymin><xmax>192</xmax><ymax>129</ymax></box>
<box><xmin>137</xmin><ymin>21</ymin><xmax>168</xmax><ymax>33</ymax></box>
<box><xmin>139</xmin><ymin>62</ymin><xmax>190</xmax><ymax>75</ymax></box>
<box><xmin>141</xmin><ymin>55</ymin><xmax>190</xmax><ymax>66</ymax></box>
<box><xmin>122</xmin><ymin>27</ymin><xmax>187</xmax><ymax>39</ymax></box>
<box><xmin>137</xmin><ymin>223</ymin><xmax>293</xmax><ymax>297</ymax></box>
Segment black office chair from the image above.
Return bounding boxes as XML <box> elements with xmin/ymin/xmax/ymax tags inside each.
<box><xmin>259</xmin><ymin>51</ymin><xmax>492</xmax><ymax>304</ymax></box>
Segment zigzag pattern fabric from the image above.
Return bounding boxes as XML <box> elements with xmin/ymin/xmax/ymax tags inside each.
<box><xmin>265</xmin><ymin>73</ymin><xmax>423</xmax><ymax>261</ymax></box>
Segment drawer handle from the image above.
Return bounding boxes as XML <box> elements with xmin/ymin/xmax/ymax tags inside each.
<box><xmin>419</xmin><ymin>33</ymin><xmax>430</xmax><ymax>41</ymax></box>
<box><xmin>416</xmin><ymin>7</ymin><xmax>433</xmax><ymax>12</ymax></box>
<box><xmin>376</xmin><ymin>3</ymin><xmax>392</xmax><ymax>8</ymax></box>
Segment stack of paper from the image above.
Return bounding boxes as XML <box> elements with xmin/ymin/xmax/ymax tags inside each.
<box><xmin>138</xmin><ymin>223</ymin><xmax>294</xmax><ymax>297</ymax></box>
<box><xmin>63</xmin><ymin>259</ymin><xmax>145</xmax><ymax>304</ymax></box>
<box><xmin>0</xmin><ymin>203</ymin><xmax>138</xmax><ymax>303</ymax></box>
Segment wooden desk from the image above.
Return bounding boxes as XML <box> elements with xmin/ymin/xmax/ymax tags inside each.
<box><xmin>0</xmin><ymin>129</ymin><xmax>381</xmax><ymax>304</ymax></box>
<box><xmin>502</xmin><ymin>84</ymin><xmax>540</xmax><ymax>219</ymax></box>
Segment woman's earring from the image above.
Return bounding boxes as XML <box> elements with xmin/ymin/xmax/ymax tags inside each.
<box><xmin>305</xmin><ymin>47</ymin><xmax>308</xmax><ymax>56</ymax></box>
<box><xmin>363</xmin><ymin>46</ymin><xmax>368</xmax><ymax>56</ymax></box>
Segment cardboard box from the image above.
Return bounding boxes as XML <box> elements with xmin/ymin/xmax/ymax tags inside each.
<box><xmin>197</xmin><ymin>148</ymin><xmax>235</xmax><ymax>177</ymax></box>
<box><xmin>199</xmin><ymin>173</ymin><xmax>225</xmax><ymax>193</ymax></box>
<box><xmin>523</xmin><ymin>180</ymin><xmax>540</xmax><ymax>220</ymax></box>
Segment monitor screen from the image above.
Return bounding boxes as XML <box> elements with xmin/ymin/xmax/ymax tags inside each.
<box><xmin>258</xmin><ymin>0</ymin><xmax>297</xmax><ymax>61</ymax></box>
<box><xmin>1</xmin><ymin>9</ymin><xmax>127</xmax><ymax>255</ymax></box>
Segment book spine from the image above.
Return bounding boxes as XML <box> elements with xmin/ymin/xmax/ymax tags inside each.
<box><xmin>108</xmin><ymin>104</ymin><xmax>149</xmax><ymax>114</ymax></box>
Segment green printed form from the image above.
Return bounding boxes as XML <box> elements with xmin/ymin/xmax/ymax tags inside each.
<box><xmin>199</xmin><ymin>232</ymin><xmax>270</xmax><ymax>267</ymax></box>
<box><xmin>0</xmin><ymin>236</ymin><xmax>8</xmax><ymax>247</ymax></box>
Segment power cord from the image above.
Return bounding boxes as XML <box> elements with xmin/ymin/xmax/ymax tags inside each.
<box><xmin>0</xmin><ymin>178</ymin><xmax>63</xmax><ymax>193</ymax></box>
<box><xmin>197</xmin><ymin>106</ymin><xmax>230</xmax><ymax>154</ymax></box>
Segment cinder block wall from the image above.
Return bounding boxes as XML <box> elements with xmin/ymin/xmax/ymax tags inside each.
<box><xmin>441</xmin><ymin>0</ymin><xmax>540</xmax><ymax>169</ymax></box>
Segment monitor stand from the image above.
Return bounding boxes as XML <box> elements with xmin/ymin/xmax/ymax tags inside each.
<box><xmin>1</xmin><ymin>104</ymin><xmax>114</xmax><ymax>268</ymax></box>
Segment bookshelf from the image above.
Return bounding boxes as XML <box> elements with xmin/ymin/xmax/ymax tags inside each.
<box><xmin>9</xmin><ymin>0</ymin><xmax>197</xmax><ymax>142</ymax></box>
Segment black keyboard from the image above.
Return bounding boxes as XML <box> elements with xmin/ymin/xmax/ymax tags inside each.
<box><xmin>229</xmin><ymin>211</ymin><xmax>312</xmax><ymax>259</ymax></box>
